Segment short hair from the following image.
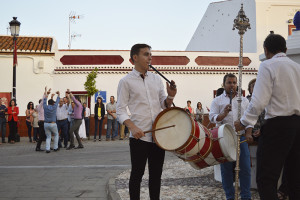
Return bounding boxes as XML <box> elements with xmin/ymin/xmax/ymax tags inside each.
<box><xmin>9</xmin><ymin>99</ymin><xmax>17</xmax><ymax>106</ymax></box>
<box><xmin>48</xmin><ymin>99</ymin><xmax>55</xmax><ymax>105</ymax></box>
<box><xmin>27</xmin><ymin>102</ymin><xmax>34</xmax><ymax>110</ymax></box>
<box><xmin>130</xmin><ymin>44</ymin><xmax>151</xmax><ymax>63</ymax></box>
<box><xmin>110</xmin><ymin>96</ymin><xmax>115</xmax><ymax>99</ymax></box>
<box><xmin>216</xmin><ymin>88</ymin><xmax>225</xmax><ymax>97</ymax></box>
<box><xmin>263</xmin><ymin>34</ymin><xmax>287</xmax><ymax>55</ymax></box>
<box><xmin>223</xmin><ymin>73</ymin><xmax>237</xmax><ymax>86</ymax></box>
<box><xmin>39</xmin><ymin>99</ymin><xmax>42</xmax><ymax>104</ymax></box>
<box><xmin>248</xmin><ymin>78</ymin><xmax>256</xmax><ymax>93</ymax></box>
<box><xmin>187</xmin><ymin>100</ymin><xmax>191</xmax><ymax>104</ymax></box>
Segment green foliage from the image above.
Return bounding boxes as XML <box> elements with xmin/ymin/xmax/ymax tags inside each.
<box><xmin>84</xmin><ymin>68</ymin><xmax>99</xmax><ymax>97</ymax></box>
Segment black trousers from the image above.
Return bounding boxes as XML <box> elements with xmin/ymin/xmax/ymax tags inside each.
<box><xmin>36</xmin><ymin>121</ymin><xmax>46</xmax><ymax>149</ymax></box>
<box><xmin>8</xmin><ymin>119</ymin><xmax>17</xmax><ymax>141</ymax></box>
<box><xmin>129</xmin><ymin>138</ymin><xmax>165</xmax><ymax>200</ymax></box>
<box><xmin>256</xmin><ymin>115</ymin><xmax>300</xmax><ymax>200</ymax></box>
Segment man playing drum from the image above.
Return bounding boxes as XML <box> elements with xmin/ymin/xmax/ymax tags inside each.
<box><xmin>209</xmin><ymin>73</ymin><xmax>252</xmax><ymax>200</ymax></box>
<box><xmin>235</xmin><ymin>34</ymin><xmax>300</xmax><ymax>200</ymax></box>
<box><xmin>116</xmin><ymin>43</ymin><xmax>177</xmax><ymax>200</ymax></box>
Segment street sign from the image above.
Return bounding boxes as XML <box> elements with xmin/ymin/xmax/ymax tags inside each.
<box><xmin>94</xmin><ymin>91</ymin><xmax>106</xmax><ymax>103</ymax></box>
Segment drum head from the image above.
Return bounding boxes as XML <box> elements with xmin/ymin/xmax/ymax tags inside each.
<box><xmin>218</xmin><ymin>124</ymin><xmax>237</xmax><ymax>161</ymax></box>
<box><xmin>153</xmin><ymin>108</ymin><xmax>193</xmax><ymax>151</ymax></box>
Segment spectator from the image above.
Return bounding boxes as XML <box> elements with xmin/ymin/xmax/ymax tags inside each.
<box><xmin>94</xmin><ymin>97</ymin><xmax>105</xmax><ymax>141</ymax></box>
<box><xmin>0</xmin><ymin>98</ymin><xmax>8</xmax><ymax>144</ymax></box>
<box><xmin>106</xmin><ymin>96</ymin><xmax>117</xmax><ymax>141</ymax></box>
<box><xmin>32</xmin><ymin>107</ymin><xmax>39</xmax><ymax>143</ymax></box>
<box><xmin>7</xmin><ymin>99</ymin><xmax>19</xmax><ymax>144</ymax></box>
<box><xmin>184</xmin><ymin>100</ymin><xmax>195</xmax><ymax>118</ymax></box>
<box><xmin>25</xmin><ymin>101</ymin><xmax>34</xmax><ymax>142</ymax></box>
<box><xmin>83</xmin><ymin>103</ymin><xmax>90</xmax><ymax>140</ymax></box>
<box><xmin>195</xmin><ymin>102</ymin><xmax>204</xmax><ymax>123</ymax></box>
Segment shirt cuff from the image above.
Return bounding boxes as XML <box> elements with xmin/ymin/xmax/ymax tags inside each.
<box><xmin>118</xmin><ymin>114</ymin><xmax>130</xmax><ymax>125</ymax></box>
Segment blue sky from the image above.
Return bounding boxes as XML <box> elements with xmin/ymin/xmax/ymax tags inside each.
<box><xmin>0</xmin><ymin>0</ymin><xmax>215</xmax><ymax>50</ymax></box>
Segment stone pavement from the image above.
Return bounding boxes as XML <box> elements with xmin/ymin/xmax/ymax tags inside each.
<box><xmin>0</xmin><ymin>137</ymin><xmax>133</xmax><ymax>200</ymax></box>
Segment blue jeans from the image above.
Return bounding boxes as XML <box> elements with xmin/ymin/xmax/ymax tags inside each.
<box><xmin>26</xmin><ymin>121</ymin><xmax>32</xmax><ymax>141</ymax></box>
<box><xmin>106</xmin><ymin>119</ymin><xmax>118</xmax><ymax>139</ymax></box>
<box><xmin>33</xmin><ymin>127</ymin><xmax>39</xmax><ymax>142</ymax></box>
<box><xmin>44</xmin><ymin>123</ymin><xmax>59</xmax><ymax>151</ymax></box>
<box><xmin>220</xmin><ymin>136</ymin><xmax>251</xmax><ymax>200</ymax></box>
<box><xmin>57</xmin><ymin>119</ymin><xmax>68</xmax><ymax>147</ymax></box>
<box><xmin>0</xmin><ymin>118</ymin><xmax>6</xmax><ymax>142</ymax></box>
<box><xmin>84</xmin><ymin>117</ymin><xmax>90</xmax><ymax>137</ymax></box>
<box><xmin>94</xmin><ymin>118</ymin><xmax>103</xmax><ymax>139</ymax></box>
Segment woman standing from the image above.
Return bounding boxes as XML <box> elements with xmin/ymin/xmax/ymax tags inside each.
<box><xmin>7</xmin><ymin>99</ymin><xmax>19</xmax><ymax>144</ymax></box>
<box><xmin>195</xmin><ymin>102</ymin><xmax>204</xmax><ymax>123</ymax></box>
<box><xmin>32</xmin><ymin>108</ymin><xmax>39</xmax><ymax>142</ymax></box>
<box><xmin>25</xmin><ymin>102</ymin><xmax>34</xmax><ymax>142</ymax></box>
<box><xmin>94</xmin><ymin>97</ymin><xmax>105</xmax><ymax>141</ymax></box>
<box><xmin>184</xmin><ymin>100</ymin><xmax>195</xmax><ymax>118</ymax></box>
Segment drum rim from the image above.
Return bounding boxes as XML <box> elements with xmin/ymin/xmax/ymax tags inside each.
<box><xmin>152</xmin><ymin>107</ymin><xmax>195</xmax><ymax>151</ymax></box>
<box><xmin>179</xmin><ymin>124</ymin><xmax>213</xmax><ymax>162</ymax></box>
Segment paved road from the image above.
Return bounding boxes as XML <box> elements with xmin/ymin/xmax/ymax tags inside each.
<box><xmin>0</xmin><ymin>138</ymin><xmax>176</xmax><ymax>200</ymax></box>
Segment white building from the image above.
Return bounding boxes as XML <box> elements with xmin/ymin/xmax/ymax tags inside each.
<box><xmin>0</xmin><ymin>0</ymin><xmax>299</xmax><ymax>136</ymax></box>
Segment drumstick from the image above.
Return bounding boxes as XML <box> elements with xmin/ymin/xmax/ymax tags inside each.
<box><xmin>230</xmin><ymin>89</ymin><xmax>233</xmax><ymax>104</ymax></box>
<box><xmin>149</xmin><ymin>64</ymin><xmax>176</xmax><ymax>107</ymax></box>
<box><xmin>144</xmin><ymin>125</ymin><xmax>175</xmax><ymax>134</ymax></box>
<box><xmin>240</xmin><ymin>139</ymin><xmax>247</xmax><ymax>144</ymax></box>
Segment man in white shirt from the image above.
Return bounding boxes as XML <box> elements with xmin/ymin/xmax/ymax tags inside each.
<box><xmin>209</xmin><ymin>73</ymin><xmax>252</xmax><ymax>200</ymax></box>
<box><xmin>56</xmin><ymin>98</ymin><xmax>69</xmax><ymax>148</ymax></box>
<box><xmin>83</xmin><ymin>103</ymin><xmax>90</xmax><ymax>139</ymax></box>
<box><xmin>235</xmin><ymin>34</ymin><xmax>300</xmax><ymax>199</ymax></box>
<box><xmin>117</xmin><ymin>43</ymin><xmax>177</xmax><ymax>200</ymax></box>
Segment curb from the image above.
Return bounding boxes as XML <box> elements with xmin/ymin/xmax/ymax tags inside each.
<box><xmin>107</xmin><ymin>177</ymin><xmax>122</xmax><ymax>200</ymax></box>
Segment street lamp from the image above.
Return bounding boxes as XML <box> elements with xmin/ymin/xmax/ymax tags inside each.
<box><xmin>9</xmin><ymin>17</ymin><xmax>21</xmax><ymax>100</ymax></box>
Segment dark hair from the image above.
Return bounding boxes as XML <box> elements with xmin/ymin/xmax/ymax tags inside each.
<box><xmin>39</xmin><ymin>99</ymin><xmax>42</xmax><ymax>104</ymax></box>
<box><xmin>263</xmin><ymin>34</ymin><xmax>287</xmax><ymax>55</ymax></box>
<box><xmin>110</xmin><ymin>96</ymin><xmax>115</xmax><ymax>99</ymax></box>
<box><xmin>48</xmin><ymin>99</ymin><xmax>55</xmax><ymax>105</ymax></box>
<box><xmin>96</xmin><ymin>97</ymin><xmax>103</xmax><ymax>107</ymax></box>
<box><xmin>197</xmin><ymin>102</ymin><xmax>202</xmax><ymax>108</ymax></box>
<box><xmin>223</xmin><ymin>73</ymin><xmax>237</xmax><ymax>86</ymax></box>
<box><xmin>216</xmin><ymin>88</ymin><xmax>225</xmax><ymax>97</ymax></box>
<box><xmin>27</xmin><ymin>101</ymin><xmax>34</xmax><ymax>110</ymax></box>
<box><xmin>130</xmin><ymin>44</ymin><xmax>151</xmax><ymax>63</ymax></box>
<box><xmin>9</xmin><ymin>99</ymin><xmax>17</xmax><ymax>106</ymax></box>
<box><xmin>248</xmin><ymin>78</ymin><xmax>256</xmax><ymax>94</ymax></box>
<box><xmin>187</xmin><ymin>100</ymin><xmax>191</xmax><ymax>104</ymax></box>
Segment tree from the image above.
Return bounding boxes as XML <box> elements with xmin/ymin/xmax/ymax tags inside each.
<box><xmin>84</xmin><ymin>68</ymin><xmax>99</xmax><ymax>97</ymax></box>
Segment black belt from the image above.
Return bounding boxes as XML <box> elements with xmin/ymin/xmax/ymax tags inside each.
<box><xmin>57</xmin><ymin>118</ymin><xmax>67</xmax><ymax>122</ymax></box>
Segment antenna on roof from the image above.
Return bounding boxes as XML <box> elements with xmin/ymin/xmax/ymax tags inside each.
<box><xmin>68</xmin><ymin>12</ymin><xmax>84</xmax><ymax>49</ymax></box>
<box><xmin>6</xmin><ymin>26</ymin><xmax>10</xmax><ymax>35</ymax></box>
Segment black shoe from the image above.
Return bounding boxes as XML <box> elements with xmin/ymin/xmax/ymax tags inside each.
<box><xmin>54</xmin><ymin>148</ymin><xmax>60</xmax><ymax>152</ymax></box>
<box><xmin>66</xmin><ymin>145</ymin><xmax>75</xmax><ymax>150</ymax></box>
<box><xmin>50</xmin><ymin>147</ymin><xmax>54</xmax><ymax>150</ymax></box>
<box><xmin>75</xmin><ymin>145</ymin><xmax>84</xmax><ymax>149</ymax></box>
<box><xmin>46</xmin><ymin>150</ymin><xmax>51</xmax><ymax>153</ymax></box>
<box><xmin>35</xmin><ymin>148</ymin><xmax>44</xmax><ymax>152</ymax></box>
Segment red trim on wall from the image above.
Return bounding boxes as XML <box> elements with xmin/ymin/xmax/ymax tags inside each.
<box><xmin>129</xmin><ymin>56</ymin><xmax>190</xmax><ymax>65</ymax></box>
<box><xmin>60</xmin><ymin>55</ymin><xmax>124</xmax><ymax>65</ymax></box>
<box><xmin>195</xmin><ymin>56</ymin><xmax>251</xmax><ymax>66</ymax></box>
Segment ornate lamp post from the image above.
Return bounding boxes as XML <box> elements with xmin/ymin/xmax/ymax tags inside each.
<box><xmin>232</xmin><ymin>4</ymin><xmax>250</xmax><ymax>200</ymax></box>
<box><xmin>9</xmin><ymin>17</ymin><xmax>21</xmax><ymax>100</ymax></box>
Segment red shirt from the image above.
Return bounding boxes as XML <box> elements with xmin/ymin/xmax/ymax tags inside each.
<box><xmin>7</xmin><ymin>106</ymin><xmax>19</xmax><ymax>121</ymax></box>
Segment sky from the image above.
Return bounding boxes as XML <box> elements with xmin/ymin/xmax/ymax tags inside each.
<box><xmin>0</xmin><ymin>0</ymin><xmax>216</xmax><ymax>50</ymax></box>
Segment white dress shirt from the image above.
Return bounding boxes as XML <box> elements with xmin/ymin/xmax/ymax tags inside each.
<box><xmin>56</xmin><ymin>104</ymin><xmax>69</xmax><ymax>120</ymax></box>
<box><xmin>85</xmin><ymin>107</ymin><xmax>90</xmax><ymax>118</ymax></box>
<box><xmin>241</xmin><ymin>53</ymin><xmax>300</xmax><ymax>127</ymax></box>
<box><xmin>117</xmin><ymin>68</ymin><xmax>167</xmax><ymax>142</ymax></box>
<box><xmin>209</xmin><ymin>91</ymin><xmax>250</xmax><ymax>132</ymax></box>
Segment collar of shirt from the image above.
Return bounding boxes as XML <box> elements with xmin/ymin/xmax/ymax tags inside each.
<box><xmin>272</xmin><ymin>52</ymin><xmax>286</xmax><ymax>59</ymax></box>
<box><xmin>132</xmin><ymin>68</ymin><xmax>148</xmax><ymax>78</ymax></box>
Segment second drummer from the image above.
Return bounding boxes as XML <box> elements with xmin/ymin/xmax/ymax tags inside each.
<box><xmin>116</xmin><ymin>43</ymin><xmax>177</xmax><ymax>200</ymax></box>
<box><xmin>209</xmin><ymin>73</ymin><xmax>252</xmax><ymax>200</ymax></box>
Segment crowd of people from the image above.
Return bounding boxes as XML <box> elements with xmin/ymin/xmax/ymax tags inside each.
<box><xmin>0</xmin><ymin>88</ymin><xmax>129</xmax><ymax>149</ymax></box>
